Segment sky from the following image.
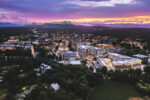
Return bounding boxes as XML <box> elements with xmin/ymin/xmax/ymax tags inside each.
<box><xmin>0</xmin><ymin>0</ymin><xmax>150</xmax><ymax>24</ymax></box>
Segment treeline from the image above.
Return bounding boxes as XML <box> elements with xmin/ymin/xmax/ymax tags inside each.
<box><xmin>93</xmin><ymin>28</ymin><xmax>150</xmax><ymax>41</ymax></box>
<box><xmin>0</xmin><ymin>48</ymin><xmax>32</xmax><ymax>66</ymax></box>
<box><xmin>0</xmin><ymin>27</ymin><xmax>33</xmax><ymax>35</ymax></box>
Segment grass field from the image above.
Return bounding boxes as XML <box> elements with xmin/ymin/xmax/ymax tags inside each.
<box><xmin>89</xmin><ymin>80</ymin><xmax>142</xmax><ymax>100</ymax></box>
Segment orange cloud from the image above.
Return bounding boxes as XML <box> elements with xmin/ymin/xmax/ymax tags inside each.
<box><xmin>27</xmin><ymin>15</ymin><xmax>150</xmax><ymax>24</ymax></box>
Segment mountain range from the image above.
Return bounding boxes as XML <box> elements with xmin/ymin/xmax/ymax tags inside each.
<box><xmin>0</xmin><ymin>21</ymin><xmax>150</xmax><ymax>28</ymax></box>
<box><xmin>0</xmin><ymin>22</ymin><xmax>21</xmax><ymax>27</ymax></box>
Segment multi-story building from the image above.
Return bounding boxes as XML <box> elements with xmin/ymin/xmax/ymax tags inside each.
<box><xmin>58</xmin><ymin>51</ymin><xmax>81</xmax><ymax>65</ymax></box>
<box><xmin>108</xmin><ymin>53</ymin><xmax>142</xmax><ymax>70</ymax></box>
<box><xmin>133</xmin><ymin>54</ymin><xmax>149</xmax><ymax>64</ymax></box>
<box><xmin>77</xmin><ymin>45</ymin><xmax>103</xmax><ymax>60</ymax></box>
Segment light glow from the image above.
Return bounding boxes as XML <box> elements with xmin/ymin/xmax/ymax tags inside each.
<box><xmin>27</xmin><ymin>16</ymin><xmax>150</xmax><ymax>24</ymax></box>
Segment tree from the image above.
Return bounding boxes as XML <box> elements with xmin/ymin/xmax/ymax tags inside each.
<box><xmin>143</xmin><ymin>65</ymin><xmax>150</xmax><ymax>83</ymax></box>
<box><xmin>101</xmin><ymin>66</ymin><xmax>107</xmax><ymax>77</ymax></box>
<box><xmin>89</xmin><ymin>67</ymin><xmax>94</xmax><ymax>72</ymax></box>
<box><xmin>144</xmin><ymin>65</ymin><xmax>150</xmax><ymax>75</ymax></box>
<box><xmin>111</xmin><ymin>70</ymin><xmax>130</xmax><ymax>82</ymax></box>
<box><xmin>68</xmin><ymin>42</ymin><xmax>74</xmax><ymax>51</ymax></box>
<box><xmin>93</xmin><ymin>57</ymin><xmax>97</xmax><ymax>61</ymax></box>
<box><xmin>86</xmin><ymin>73</ymin><xmax>102</xmax><ymax>87</ymax></box>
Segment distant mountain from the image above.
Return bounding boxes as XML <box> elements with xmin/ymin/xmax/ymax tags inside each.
<box><xmin>0</xmin><ymin>22</ymin><xmax>21</xmax><ymax>27</ymax></box>
<box><xmin>103</xmin><ymin>24</ymin><xmax>150</xmax><ymax>28</ymax></box>
<box><xmin>67</xmin><ymin>22</ymin><xmax>150</xmax><ymax>28</ymax></box>
<box><xmin>83</xmin><ymin>22</ymin><xmax>150</xmax><ymax>28</ymax></box>
<box><xmin>25</xmin><ymin>21</ymin><xmax>150</xmax><ymax>29</ymax></box>
<box><xmin>50</xmin><ymin>21</ymin><xmax>74</xmax><ymax>25</ymax></box>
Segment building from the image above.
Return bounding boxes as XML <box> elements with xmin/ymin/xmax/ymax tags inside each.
<box><xmin>112</xmin><ymin>58</ymin><xmax>141</xmax><ymax>70</ymax></box>
<box><xmin>34</xmin><ymin>63</ymin><xmax>52</xmax><ymax>76</ymax></box>
<box><xmin>148</xmin><ymin>54</ymin><xmax>150</xmax><ymax>64</ymax></box>
<box><xmin>96</xmin><ymin>44</ymin><xmax>114</xmax><ymax>49</ymax></box>
<box><xmin>96</xmin><ymin>53</ymin><xmax>142</xmax><ymax>70</ymax></box>
<box><xmin>50</xmin><ymin>83</ymin><xmax>60</xmax><ymax>91</ymax></box>
<box><xmin>97</xmin><ymin>58</ymin><xmax>115</xmax><ymax>70</ymax></box>
<box><xmin>58</xmin><ymin>42</ymin><xmax>69</xmax><ymax>51</ymax></box>
<box><xmin>62</xmin><ymin>51</ymin><xmax>80</xmax><ymax>61</ymax></box>
<box><xmin>31</xmin><ymin>45</ymin><xmax>36</xmax><ymax>58</ymax></box>
<box><xmin>8</xmin><ymin>39</ymin><xmax>19</xmax><ymax>44</ymax></box>
<box><xmin>77</xmin><ymin>45</ymin><xmax>103</xmax><ymax>59</ymax></box>
<box><xmin>108</xmin><ymin>53</ymin><xmax>132</xmax><ymax>61</ymax></box>
<box><xmin>0</xmin><ymin>76</ymin><xmax>3</xmax><ymax>83</ymax></box>
<box><xmin>133</xmin><ymin>54</ymin><xmax>149</xmax><ymax>64</ymax></box>
<box><xmin>58</xmin><ymin>51</ymin><xmax>81</xmax><ymax>65</ymax></box>
<box><xmin>69</xmin><ymin>60</ymin><xmax>81</xmax><ymax>65</ymax></box>
<box><xmin>108</xmin><ymin>53</ymin><xmax>142</xmax><ymax>70</ymax></box>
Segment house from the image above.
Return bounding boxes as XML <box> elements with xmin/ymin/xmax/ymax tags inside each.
<box><xmin>34</xmin><ymin>63</ymin><xmax>52</xmax><ymax>76</ymax></box>
<box><xmin>50</xmin><ymin>83</ymin><xmax>60</xmax><ymax>91</ymax></box>
<box><xmin>69</xmin><ymin>60</ymin><xmax>81</xmax><ymax>65</ymax></box>
<box><xmin>0</xmin><ymin>76</ymin><xmax>3</xmax><ymax>82</ymax></box>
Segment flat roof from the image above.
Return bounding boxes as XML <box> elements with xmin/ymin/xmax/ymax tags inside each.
<box><xmin>78</xmin><ymin>45</ymin><xmax>102</xmax><ymax>50</ymax></box>
<box><xmin>70</xmin><ymin>60</ymin><xmax>81</xmax><ymax>65</ymax></box>
<box><xmin>97</xmin><ymin>44</ymin><xmax>112</xmax><ymax>46</ymax></box>
<box><xmin>50</xmin><ymin>83</ymin><xmax>60</xmax><ymax>91</ymax></box>
<box><xmin>112</xmin><ymin>58</ymin><xmax>141</xmax><ymax>65</ymax></box>
<box><xmin>109</xmin><ymin>53</ymin><xmax>131</xmax><ymax>59</ymax></box>
<box><xmin>133</xmin><ymin>54</ymin><xmax>148</xmax><ymax>58</ymax></box>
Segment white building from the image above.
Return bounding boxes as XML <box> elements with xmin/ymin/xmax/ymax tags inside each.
<box><xmin>69</xmin><ymin>60</ymin><xmax>81</xmax><ymax>65</ymax></box>
<box><xmin>50</xmin><ymin>83</ymin><xmax>60</xmax><ymax>91</ymax></box>
<box><xmin>110</xmin><ymin>53</ymin><xmax>142</xmax><ymax>70</ymax></box>
<box><xmin>58</xmin><ymin>50</ymin><xmax>81</xmax><ymax>65</ymax></box>
<box><xmin>98</xmin><ymin>58</ymin><xmax>115</xmax><ymax>71</ymax></box>
<box><xmin>148</xmin><ymin>54</ymin><xmax>150</xmax><ymax>64</ymax></box>
<box><xmin>63</xmin><ymin>51</ymin><xmax>80</xmax><ymax>61</ymax></box>
<box><xmin>133</xmin><ymin>54</ymin><xmax>148</xmax><ymax>59</ymax></box>
<box><xmin>98</xmin><ymin>53</ymin><xmax>142</xmax><ymax>70</ymax></box>
<box><xmin>77</xmin><ymin>45</ymin><xmax>103</xmax><ymax>59</ymax></box>
<box><xmin>112</xmin><ymin>58</ymin><xmax>142</xmax><ymax>70</ymax></box>
<box><xmin>34</xmin><ymin>63</ymin><xmax>52</xmax><ymax>76</ymax></box>
<box><xmin>0</xmin><ymin>76</ymin><xmax>3</xmax><ymax>82</ymax></box>
<box><xmin>108</xmin><ymin>53</ymin><xmax>132</xmax><ymax>61</ymax></box>
<box><xmin>133</xmin><ymin>54</ymin><xmax>149</xmax><ymax>64</ymax></box>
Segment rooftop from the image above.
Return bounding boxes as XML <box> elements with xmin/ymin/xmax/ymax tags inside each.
<box><xmin>112</xmin><ymin>58</ymin><xmax>141</xmax><ymax>65</ymax></box>
<box><xmin>109</xmin><ymin>53</ymin><xmax>131</xmax><ymax>59</ymax></box>
<box><xmin>69</xmin><ymin>60</ymin><xmax>81</xmax><ymax>65</ymax></box>
<box><xmin>133</xmin><ymin>54</ymin><xmax>148</xmax><ymax>58</ymax></box>
<box><xmin>78</xmin><ymin>45</ymin><xmax>102</xmax><ymax>50</ymax></box>
<box><xmin>50</xmin><ymin>83</ymin><xmax>60</xmax><ymax>91</ymax></box>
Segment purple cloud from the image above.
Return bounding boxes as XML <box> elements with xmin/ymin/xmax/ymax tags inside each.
<box><xmin>0</xmin><ymin>0</ymin><xmax>149</xmax><ymax>23</ymax></box>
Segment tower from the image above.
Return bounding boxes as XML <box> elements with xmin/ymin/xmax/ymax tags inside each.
<box><xmin>31</xmin><ymin>45</ymin><xmax>36</xmax><ymax>58</ymax></box>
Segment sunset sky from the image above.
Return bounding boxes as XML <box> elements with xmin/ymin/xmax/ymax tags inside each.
<box><xmin>0</xmin><ymin>0</ymin><xmax>150</xmax><ymax>24</ymax></box>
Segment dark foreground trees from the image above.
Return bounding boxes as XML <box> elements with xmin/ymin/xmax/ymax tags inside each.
<box><xmin>37</xmin><ymin>65</ymin><xmax>103</xmax><ymax>100</ymax></box>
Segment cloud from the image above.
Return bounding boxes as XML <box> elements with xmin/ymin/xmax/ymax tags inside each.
<box><xmin>0</xmin><ymin>0</ymin><xmax>149</xmax><ymax>24</ymax></box>
<box><xmin>64</xmin><ymin>0</ymin><xmax>137</xmax><ymax>7</ymax></box>
<box><xmin>64</xmin><ymin>0</ymin><xmax>114</xmax><ymax>7</ymax></box>
<box><xmin>111</xmin><ymin>0</ymin><xmax>136</xmax><ymax>4</ymax></box>
<box><xmin>0</xmin><ymin>14</ymin><xmax>7</xmax><ymax>19</ymax></box>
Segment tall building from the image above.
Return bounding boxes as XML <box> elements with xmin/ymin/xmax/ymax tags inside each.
<box><xmin>77</xmin><ymin>45</ymin><xmax>103</xmax><ymax>60</ymax></box>
<box><xmin>31</xmin><ymin>45</ymin><xmax>36</xmax><ymax>58</ymax></box>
